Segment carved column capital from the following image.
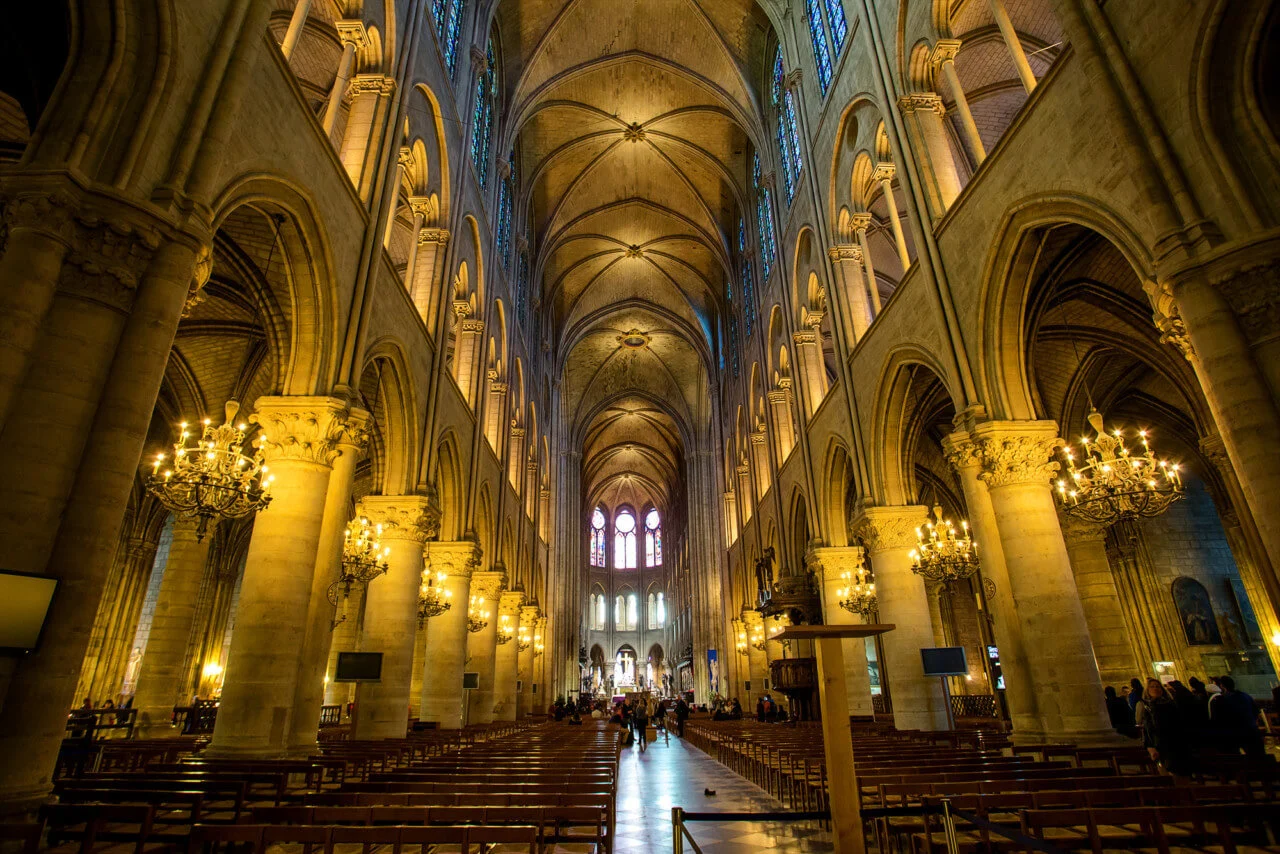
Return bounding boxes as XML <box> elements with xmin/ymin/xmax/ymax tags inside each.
<box><xmin>249</xmin><ymin>396</ymin><xmax>352</xmax><ymax>466</ymax></box>
<box><xmin>334</xmin><ymin>19</ymin><xmax>370</xmax><ymax>49</ymax></box>
<box><xmin>425</xmin><ymin>540</ymin><xmax>483</xmax><ymax>579</ymax></box>
<box><xmin>419</xmin><ymin>227</ymin><xmax>450</xmax><ymax>246</ymax></box>
<box><xmin>970</xmin><ymin>420</ymin><xmax>1062</xmax><ymax>489</ymax></box>
<box><xmin>347</xmin><ymin>73</ymin><xmax>396</xmax><ymax>97</ymax></box>
<box><xmin>805</xmin><ymin>545</ymin><xmax>867</xmax><ymax>583</ymax></box>
<box><xmin>499</xmin><ymin>589</ymin><xmax>525</xmax><ymax>614</ymax></box>
<box><xmin>1057</xmin><ymin>512</ymin><xmax>1108</xmax><ymax>544</ymax></box>
<box><xmin>783</xmin><ymin>68</ymin><xmax>803</xmax><ymax>91</ymax></box>
<box><xmin>520</xmin><ymin>604</ymin><xmax>542</xmax><ymax>622</ymax></box>
<box><xmin>847</xmin><ymin>212</ymin><xmax>873</xmax><ymax>236</ymax></box>
<box><xmin>852</xmin><ymin>505</ymin><xmax>928</xmax><ymax>554</ymax></box>
<box><xmin>1143</xmin><ymin>280</ymin><xmax>1195</xmax><ymax>361</ymax></box>
<box><xmin>941</xmin><ymin>431</ymin><xmax>982</xmax><ymax>473</ymax></box>
<box><xmin>2</xmin><ymin>189</ymin><xmax>79</xmax><ymax>245</ymax></box>
<box><xmin>897</xmin><ymin>92</ymin><xmax>947</xmax><ymax>116</ymax></box>
<box><xmin>60</xmin><ymin>216</ymin><xmax>164</xmax><ymax>312</ymax></box>
<box><xmin>356</xmin><ymin>494</ymin><xmax>440</xmax><ymax>543</ymax></box>
<box><xmin>828</xmin><ymin>243</ymin><xmax>863</xmax><ymax>264</ymax></box>
<box><xmin>792</xmin><ymin>329</ymin><xmax>817</xmax><ymax>346</ymax></box>
<box><xmin>872</xmin><ymin>162</ymin><xmax>897</xmax><ymax>183</ymax></box>
<box><xmin>470</xmin><ymin>569</ymin><xmax>506</xmax><ymax>601</ymax></box>
<box><xmin>931</xmin><ymin>39</ymin><xmax>962</xmax><ymax>67</ymax></box>
<box><xmin>470</xmin><ymin>44</ymin><xmax>489</xmax><ymax>74</ymax></box>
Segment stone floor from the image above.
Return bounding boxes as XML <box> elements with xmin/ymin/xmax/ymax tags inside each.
<box><xmin>609</xmin><ymin>731</ymin><xmax>834</xmax><ymax>854</ymax></box>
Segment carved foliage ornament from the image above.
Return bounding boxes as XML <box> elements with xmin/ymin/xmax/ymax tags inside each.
<box><xmin>853</xmin><ymin>510</ymin><xmax>924</xmax><ymax>553</ymax></box>
<box><xmin>976</xmin><ymin>433</ymin><xmax>1060</xmax><ymax>489</ymax></box>
<box><xmin>250</xmin><ymin>399</ymin><xmax>353</xmax><ymax>466</ymax></box>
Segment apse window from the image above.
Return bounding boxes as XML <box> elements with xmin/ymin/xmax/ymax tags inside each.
<box><xmin>645</xmin><ymin>508</ymin><xmax>662</xmax><ymax>567</ymax></box>
<box><xmin>648</xmin><ymin>590</ymin><xmax>665</xmax><ymax>629</ymax></box>
<box><xmin>615</xmin><ymin>508</ymin><xmax>637</xmax><ymax>569</ymax></box>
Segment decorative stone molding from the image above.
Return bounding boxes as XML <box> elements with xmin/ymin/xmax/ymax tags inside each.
<box><xmin>1198</xmin><ymin>432</ymin><xmax>1231</xmax><ymax>474</ymax></box>
<box><xmin>847</xmin><ymin>212</ymin><xmax>873</xmax><ymax>235</ymax></box>
<box><xmin>347</xmin><ymin>74</ymin><xmax>395</xmax><ymax>96</ymax></box>
<box><xmin>930</xmin><ymin>39</ymin><xmax>962</xmax><ymax>68</ymax></box>
<box><xmin>418</xmin><ymin>227</ymin><xmax>450</xmax><ymax>246</ymax></box>
<box><xmin>470</xmin><ymin>45</ymin><xmax>488</xmax><ymax>75</ymax></box>
<box><xmin>126</xmin><ymin>537</ymin><xmax>159</xmax><ymax>562</ymax></box>
<box><xmin>470</xmin><ymin>570</ymin><xmax>506</xmax><ymax>602</ymax></box>
<box><xmin>182</xmin><ymin>243</ymin><xmax>214</xmax><ymax>318</ymax></box>
<box><xmin>508</xmin><ymin>425</ymin><xmax>526</xmax><ymax>440</ymax></box>
<box><xmin>337</xmin><ymin>406</ymin><xmax>372</xmax><ymax>454</ymax></box>
<box><xmin>488</xmin><ymin>381</ymin><xmax>508</xmax><ymax>396</ymax></box>
<box><xmin>460</xmin><ymin>318</ymin><xmax>485</xmax><ymax>334</ymax></box>
<box><xmin>852</xmin><ymin>505</ymin><xmax>928</xmax><ymax>553</ymax></box>
<box><xmin>624</xmin><ymin>245</ymin><xmax>644</xmax><ymax>259</ymax></box>
<box><xmin>249</xmin><ymin>396</ymin><xmax>351</xmax><ymax>466</ymax></box>
<box><xmin>496</xmin><ymin>159</ymin><xmax>512</xmax><ymax>181</ymax></box>
<box><xmin>792</xmin><ymin>329</ymin><xmax>817</xmax><ymax>346</ymax></box>
<box><xmin>499</xmin><ymin>590</ymin><xmax>525</xmax><ymax>614</ymax></box>
<box><xmin>783</xmin><ymin>68</ymin><xmax>803</xmax><ymax>91</ymax></box>
<box><xmin>828</xmin><ymin>243</ymin><xmax>863</xmax><ymax>264</ymax></box>
<box><xmin>940</xmin><ymin>431</ymin><xmax>982</xmax><ymax>473</ymax></box>
<box><xmin>897</xmin><ymin>92</ymin><xmax>947</xmax><ymax>116</ymax></box>
<box><xmin>805</xmin><ymin>545</ymin><xmax>866</xmax><ymax>583</ymax></box>
<box><xmin>971</xmin><ymin>420</ymin><xmax>1062</xmax><ymax>489</ymax></box>
<box><xmin>520</xmin><ymin>604</ymin><xmax>541</xmax><ymax>622</ymax></box>
<box><xmin>59</xmin><ymin>216</ymin><xmax>164</xmax><ymax>312</ymax></box>
<box><xmin>872</xmin><ymin>162</ymin><xmax>896</xmax><ymax>183</ymax></box>
<box><xmin>624</xmin><ymin>122</ymin><xmax>646</xmax><ymax>142</ymax></box>
<box><xmin>1143</xmin><ymin>280</ymin><xmax>1194</xmax><ymax>361</ymax></box>
<box><xmin>758</xmin><ymin>171</ymin><xmax>776</xmax><ymax>191</ymax></box>
<box><xmin>2</xmin><ymin>189</ymin><xmax>78</xmax><ymax>245</ymax></box>
<box><xmin>357</xmin><ymin>495</ymin><xmax>439</xmax><ymax>544</ymax></box>
<box><xmin>334</xmin><ymin>19</ymin><xmax>370</xmax><ymax>49</ymax></box>
<box><xmin>749</xmin><ymin>431</ymin><xmax>768</xmax><ymax>446</ymax></box>
<box><xmin>425</xmin><ymin>540</ymin><xmax>482</xmax><ymax>579</ymax></box>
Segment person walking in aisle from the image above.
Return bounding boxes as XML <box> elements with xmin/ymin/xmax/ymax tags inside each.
<box><xmin>633</xmin><ymin>700</ymin><xmax>650</xmax><ymax>752</ymax></box>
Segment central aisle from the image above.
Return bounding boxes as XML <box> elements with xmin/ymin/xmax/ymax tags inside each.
<box><xmin>611</xmin><ymin>730</ymin><xmax>835</xmax><ymax>854</ymax></box>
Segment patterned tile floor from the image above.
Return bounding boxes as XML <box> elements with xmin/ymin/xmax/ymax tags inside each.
<box><xmin>610</xmin><ymin>732</ymin><xmax>834</xmax><ymax>854</ymax></box>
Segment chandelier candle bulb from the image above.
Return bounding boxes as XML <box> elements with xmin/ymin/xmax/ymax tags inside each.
<box><xmin>1055</xmin><ymin>409</ymin><xmax>1184</xmax><ymax>524</ymax></box>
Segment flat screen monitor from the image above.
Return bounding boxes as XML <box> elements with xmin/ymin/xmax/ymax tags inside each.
<box><xmin>0</xmin><ymin>570</ymin><xmax>58</xmax><ymax>652</ymax></box>
<box><xmin>334</xmin><ymin>652</ymin><xmax>382</xmax><ymax>682</ymax></box>
<box><xmin>921</xmin><ymin>646</ymin><xmax>968</xmax><ymax>677</ymax></box>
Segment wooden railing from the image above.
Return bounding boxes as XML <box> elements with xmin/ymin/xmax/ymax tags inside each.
<box><xmin>951</xmin><ymin>693</ymin><xmax>997</xmax><ymax>718</ymax></box>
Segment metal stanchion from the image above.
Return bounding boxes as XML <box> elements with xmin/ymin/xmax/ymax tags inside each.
<box><xmin>672</xmin><ymin>807</ymin><xmax>683</xmax><ymax>854</ymax></box>
<box><xmin>941</xmin><ymin>798</ymin><xmax>960</xmax><ymax>854</ymax></box>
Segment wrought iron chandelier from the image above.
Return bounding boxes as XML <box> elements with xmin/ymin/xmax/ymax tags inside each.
<box><xmin>496</xmin><ymin>614</ymin><xmax>515</xmax><ymax>645</ymax></box>
<box><xmin>147</xmin><ymin>401</ymin><xmax>273</xmax><ymax>541</ymax></box>
<box><xmin>416</xmin><ymin>564</ymin><xmax>451</xmax><ymax>627</ymax></box>
<box><xmin>467</xmin><ymin>595</ymin><xmax>491</xmax><ymax>633</ymax></box>
<box><xmin>837</xmin><ymin>563</ymin><xmax>878</xmax><ymax>620</ymax></box>
<box><xmin>909</xmin><ymin>505</ymin><xmax>980</xmax><ymax>586</ymax></box>
<box><xmin>517</xmin><ymin>625</ymin><xmax>532</xmax><ymax>652</ymax></box>
<box><xmin>329</xmin><ymin>517</ymin><xmax>391</xmax><ymax>629</ymax></box>
<box><xmin>750</xmin><ymin>625</ymin><xmax>766</xmax><ymax>652</ymax></box>
<box><xmin>533</xmin><ymin>630</ymin><xmax>545</xmax><ymax>656</ymax></box>
<box><xmin>1056</xmin><ymin>410</ymin><xmax>1184</xmax><ymax>525</ymax></box>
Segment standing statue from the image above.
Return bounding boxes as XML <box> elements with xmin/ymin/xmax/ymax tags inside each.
<box><xmin>755</xmin><ymin>546</ymin><xmax>776</xmax><ymax>606</ymax></box>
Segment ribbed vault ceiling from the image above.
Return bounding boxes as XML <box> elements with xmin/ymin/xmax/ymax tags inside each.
<box><xmin>497</xmin><ymin>0</ymin><xmax>773</xmax><ymax>504</ymax></box>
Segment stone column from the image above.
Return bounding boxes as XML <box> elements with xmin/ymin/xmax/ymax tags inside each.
<box><xmin>454</xmin><ymin>315</ymin><xmax>485</xmax><ymax>407</ymax></box>
<box><xmin>736</xmin><ymin>465</ymin><xmax>754</xmax><ymax>523</ymax></box>
<box><xmin>408</xmin><ymin>620</ymin><xmax>428</xmax><ymax>720</ymax></box>
<box><xmin>942</xmin><ymin>431</ymin><xmax>1038</xmax><ymax>733</ymax></box>
<box><xmin>987</xmin><ymin>0</ymin><xmax>1037</xmax><ymax>92</ymax></box>
<box><xmin>339</xmin><ymin>74</ymin><xmax>395</xmax><ymax>199</ymax></box>
<box><xmin>768</xmin><ymin>383</ymin><xmax>796</xmax><ymax>461</ymax></box>
<box><xmin>517</xmin><ymin>604</ymin><xmax>539</xmax><ymax>718</ymax></box>
<box><xmin>419</xmin><ymin>540</ymin><xmax>480</xmax><ymax>727</ymax></box>
<box><xmin>1058</xmin><ymin>515</ymin><xmax>1140</xmax><ymax>686</ymax></box>
<box><xmin>78</xmin><ymin>536</ymin><xmax>158</xmax><ymax>705</ymax></box>
<box><xmin>507</xmin><ymin>426</ymin><xmax>526</xmax><ymax>489</ymax></box>
<box><xmin>493</xmin><ymin>590</ymin><xmax>524</xmax><ymax>721</ymax></box>
<box><xmin>932</xmin><ymin>40</ymin><xmax>987</xmax><ymax>163</ymax></box>
<box><xmin>743</xmin><ymin>610</ymin><xmax>768</xmax><ymax>705</ymax></box>
<box><xmin>872</xmin><ymin>163</ymin><xmax>912</xmax><ymax>270</ymax></box>
<box><xmin>484</xmin><ymin>377</ymin><xmax>509</xmax><ymax>453</ymax></box>
<box><xmin>466</xmin><ymin>571</ymin><xmax>505</xmax><ymax>725</ymax></box>
<box><xmin>971</xmin><ymin>420</ymin><xmax>1114</xmax><ymax>743</ymax></box>
<box><xmin>321</xmin><ymin>22</ymin><xmax>364</xmax><ymax>135</ymax></box>
<box><xmin>353</xmin><ymin>496</ymin><xmax>437</xmax><ymax>740</ymax></box>
<box><xmin>853</xmin><ymin>505</ymin><xmax>948</xmax><ymax>730</ymax></box>
<box><xmin>410</xmin><ymin>228</ymin><xmax>450</xmax><ymax>323</ymax></box>
<box><xmin>289</xmin><ymin>410</ymin><xmax>369</xmax><ymax>753</ymax></box>
<box><xmin>279</xmin><ymin>0</ymin><xmax>313</xmax><ymax>60</ymax></box>
<box><xmin>132</xmin><ymin>517</ymin><xmax>214</xmax><ymax>734</ymax></box>
<box><xmin>749</xmin><ymin>432</ymin><xmax>771</xmax><ymax>499</ymax></box>
<box><xmin>810</xmin><ymin>546</ymin><xmax>875</xmax><ymax>715</ymax></box>
<box><xmin>896</xmin><ymin>94</ymin><xmax>962</xmax><ymax>216</ymax></box>
<box><xmin>207</xmin><ymin>397</ymin><xmax>348</xmax><ymax>757</ymax></box>
<box><xmin>849</xmin><ymin>215</ymin><xmax>883</xmax><ymax>315</ymax></box>
<box><xmin>323</xmin><ymin>581</ymin><xmax>365</xmax><ymax>706</ymax></box>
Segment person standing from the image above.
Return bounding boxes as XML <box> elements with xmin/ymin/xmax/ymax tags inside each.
<box><xmin>633</xmin><ymin>701</ymin><xmax>650</xmax><ymax>752</ymax></box>
<box><xmin>1210</xmin><ymin>675</ymin><xmax>1264</xmax><ymax>757</ymax></box>
<box><xmin>1104</xmin><ymin>686</ymin><xmax>1133</xmax><ymax>732</ymax></box>
<box><xmin>1136</xmin><ymin>678</ymin><xmax>1191</xmax><ymax>775</ymax></box>
<box><xmin>674</xmin><ymin>697</ymin><xmax>689</xmax><ymax>737</ymax></box>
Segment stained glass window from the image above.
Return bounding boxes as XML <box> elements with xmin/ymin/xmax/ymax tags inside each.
<box><xmin>771</xmin><ymin>51</ymin><xmax>803</xmax><ymax>204</ymax></box>
<box><xmin>626</xmin><ymin>593</ymin><xmax>639</xmax><ymax>631</ymax></box>
<box><xmin>497</xmin><ymin>148</ymin><xmax>515</xmax><ymax>270</ymax></box>
<box><xmin>729</xmin><ymin>317</ymin><xmax>740</xmax><ymax>377</ymax></box>
<box><xmin>647</xmin><ymin>589</ymin><xmax>665</xmax><ymax>629</ymax></box>
<box><xmin>644</xmin><ymin>508</ymin><xmax>662</xmax><ymax>567</ymax></box>
<box><xmin>743</xmin><ymin>254</ymin><xmax>755</xmax><ymax>338</ymax></box>
<box><xmin>590</xmin><ymin>507</ymin><xmax>606</xmax><ymax>567</ymax></box>
<box><xmin>614</xmin><ymin>508</ymin><xmax>637</xmax><ymax>569</ymax></box>
<box><xmin>516</xmin><ymin>252</ymin><xmax>529</xmax><ymax>323</ymax></box>
<box><xmin>441</xmin><ymin>0</ymin><xmax>466</xmax><ymax>78</ymax></box>
<box><xmin>826</xmin><ymin>0</ymin><xmax>848</xmax><ymax>53</ymax></box>
<box><xmin>432</xmin><ymin>0</ymin><xmax>447</xmax><ymax>35</ymax></box>
<box><xmin>592</xmin><ymin>593</ymin><xmax>606</xmax><ymax>630</ymax></box>
<box><xmin>753</xmin><ymin>154</ymin><xmax>777</xmax><ymax>283</ymax></box>
<box><xmin>471</xmin><ymin>37</ymin><xmax>496</xmax><ymax>189</ymax></box>
<box><xmin>806</xmin><ymin>0</ymin><xmax>834</xmax><ymax>94</ymax></box>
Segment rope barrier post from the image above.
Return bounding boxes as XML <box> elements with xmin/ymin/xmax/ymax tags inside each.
<box><xmin>672</xmin><ymin>807</ymin><xmax>683</xmax><ymax>854</ymax></box>
<box><xmin>941</xmin><ymin>798</ymin><xmax>960</xmax><ymax>854</ymax></box>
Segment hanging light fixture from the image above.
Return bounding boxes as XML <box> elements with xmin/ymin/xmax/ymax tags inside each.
<box><xmin>750</xmin><ymin>624</ymin><xmax>766</xmax><ymax>651</ymax></box>
<box><xmin>329</xmin><ymin>517</ymin><xmax>391</xmax><ymax>629</ymax></box>
<box><xmin>1049</xmin><ymin>284</ymin><xmax>1183</xmax><ymax>525</ymax></box>
<box><xmin>733</xmin><ymin>620</ymin><xmax>749</xmax><ymax>655</ymax></box>
<box><xmin>909</xmin><ymin>505</ymin><xmax>980</xmax><ymax>586</ymax></box>
<box><xmin>147</xmin><ymin>401</ymin><xmax>274</xmax><ymax>541</ymax></box>
<box><xmin>517</xmin><ymin>625</ymin><xmax>532</xmax><ymax>652</ymax></box>
<box><xmin>837</xmin><ymin>562</ymin><xmax>878</xmax><ymax>620</ymax></box>
<box><xmin>416</xmin><ymin>557</ymin><xmax>452</xmax><ymax>627</ymax></box>
<box><xmin>1056</xmin><ymin>410</ymin><xmax>1183</xmax><ymax>524</ymax></box>
<box><xmin>533</xmin><ymin>630</ymin><xmax>545</xmax><ymax>656</ymax></box>
<box><xmin>496</xmin><ymin>614</ymin><xmax>515</xmax><ymax>645</ymax></box>
<box><xmin>467</xmin><ymin>595</ymin><xmax>491</xmax><ymax>633</ymax></box>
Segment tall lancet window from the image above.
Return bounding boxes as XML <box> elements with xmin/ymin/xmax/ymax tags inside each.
<box><xmin>471</xmin><ymin>37</ymin><xmax>497</xmax><ymax>188</ymax></box>
<box><xmin>753</xmin><ymin>154</ymin><xmax>777</xmax><ymax>283</ymax></box>
<box><xmin>435</xmin><ymin>0</ymin><xmax>467</xmax><ymax>78</ymax></box>
<box><xmin>614</xmin><ymin>508</ymin><xmax>637</xmax><ymax>569</ymax></box>
<box><xmin>805</xmin><ymin>0</ymin><xmax>834</xmax><ymax>93</ymax></box>
<box><xmin>497</xmin><ymin>148</ymin><xmax>517</xmax><ymax>271</ymax></box>
<box><xmin>771</xmin><ymin>49</ymin><xmax>803</xmax><ymax>203</ymax></box>
<box><xmin>644</xmin><ymin>508</ymin><xmax>662</xmax><ymax>567</ymax></box>
<box><xmin>590</xmin><ymin>507</ymin><xmax>606</xmax><ymax>567</ymax></box>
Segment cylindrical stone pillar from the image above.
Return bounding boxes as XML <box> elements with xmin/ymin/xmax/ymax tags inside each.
<box><xmin>288</xmin><ymin>412</ymin><xmax>368</xmax><ymax>753</ymax></box>
<box><xmin>323</xmin><ymin>581</ymin><xmax>364</xmax><ymax>707</ymax></box>
<box><xmin>1059</xmin><ymin>515</ymin><xmax>1140</xmax><ymax>686</ymax></box>
<box><xmin>418</xmin><ymin>541</ymin><xmax>479</xmax><ymax>727</ymax></box>
<box><xmin>132</xmin><ymin>517</ymin><xmax>214</xmax><ymax>734</ymax></box>
<box><xmin>466</xmin><ymin>571</ymin><xmax>504</xmax><ymax>725</ymax></box>
<box><xmin>855</xmin><ymin>506</ymin><xmax>949</xmax><ymax>730</ymax></box>
<box><xmin>207</xmin><ymin>396</ymin><xmax>348</xmax><ymax>757</ymax></box>
<box><xmin>516</xmin><ymin>605</ymin><xmax>538</xmax><ymax>718</ymax></box>
<box><xmin>812</xmin><ymin>546</ymin><xmax>875</xmax><ymax>716</ymax></box>
<box><xmin>353</xmin><ymin>496</ymin><xmax>436</xmax><ymax>740</ymax></box>
<box><xmin>973</xmin><ymin>420</ymin><xmax>1115</xmax><ymax>743</ymax></box>
<box><xmin>493</xmin><ymin>591</ymin><xmax>523</xmax><ymax>721</ymax></box>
